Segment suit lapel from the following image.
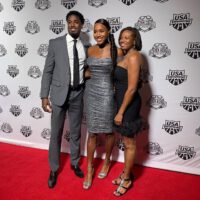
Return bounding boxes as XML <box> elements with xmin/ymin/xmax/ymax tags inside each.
<box><xmin>59</xmin><ymin>34</ymin><xmax>71</xmax><ymax>83</ymax></box>
<box><xmin>61</xmin><ymin>34</ymin><xmax>70</xmax><ymax>66</ymax></box>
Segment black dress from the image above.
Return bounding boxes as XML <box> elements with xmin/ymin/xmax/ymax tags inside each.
<box><xmin>114</xmin><ymin>65</ymin><xmax>142</xmax><ymax>137</ymax></box>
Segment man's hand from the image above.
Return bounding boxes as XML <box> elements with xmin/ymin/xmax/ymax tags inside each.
<box><xmin>42</xmin><ymin>98</ymin><xmax>52</xmax><ymax>113</ymax></box>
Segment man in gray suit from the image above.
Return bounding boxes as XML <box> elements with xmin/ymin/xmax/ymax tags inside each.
<box><xmin>40</xmin><ymin>11</ymin><xmax>89</xmax><ymax>188</ymax></box>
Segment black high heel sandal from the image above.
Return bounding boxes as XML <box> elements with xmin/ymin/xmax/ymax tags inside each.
<box><xmin>112</xmin><ymin>171</ymin><xmax>135</xmax><ymax>185</ymax></box>
<box><xmin>113</xmin><ymin>177</ymin><xmax>132</xmax><ymax>197</ymax></box>
<box><xmin>112</xmin><ymin>171</ymin><xmax>124</xmax><ymax>185</ymax></box>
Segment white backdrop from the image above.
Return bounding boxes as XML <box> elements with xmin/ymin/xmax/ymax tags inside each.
<box><xmin>0</xmin><ymin>0</ymin><xmax>200</xmax><ymax>175</ymax></box>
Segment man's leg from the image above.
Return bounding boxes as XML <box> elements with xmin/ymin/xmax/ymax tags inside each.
<box><xmin>49</xmin><ymin>103</ymin><xmax>66</xmax><ymax>172</ymax></box>
<box><xmin>67</xmin><ymin>89</ymin><xmax>83</xmax><ymax>166</ymax></box>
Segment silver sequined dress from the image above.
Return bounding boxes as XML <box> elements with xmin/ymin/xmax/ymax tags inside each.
<box><xmin>85</xmin><ymin>57</ymin><xmax>114</xmax><ymax>133</ymax></box>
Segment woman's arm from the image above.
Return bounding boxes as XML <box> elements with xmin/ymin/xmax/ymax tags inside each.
<box><xmin>84</xmin><ymin>46</ymin><xmax>93</xmax><ymax>79</ymax></box>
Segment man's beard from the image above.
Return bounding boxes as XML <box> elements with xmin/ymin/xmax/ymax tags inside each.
<box><xmin>69</xmin><ymin>32</ymin><xmax>79</xmax><ymax>39</ymax></box>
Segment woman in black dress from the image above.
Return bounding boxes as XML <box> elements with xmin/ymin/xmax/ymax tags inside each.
<box><xmin>113</xmin><ymin>27</ymin><xmax>142</xmax><ymax>196</ymax></box>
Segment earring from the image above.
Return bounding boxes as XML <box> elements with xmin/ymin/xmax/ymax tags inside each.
<box><xmin>133</xmin><ymin>41</ymin><xmax>136</xmax><ymax>49</ymax></box>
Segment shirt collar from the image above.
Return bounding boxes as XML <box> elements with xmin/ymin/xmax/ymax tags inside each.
<box><xmin>67</xmin><ymin>34</ymin><xmax>80</xmax><ymax>43</ymax></box>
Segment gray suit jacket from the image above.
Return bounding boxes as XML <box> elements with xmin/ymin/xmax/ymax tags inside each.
<box><xmin>40</xmin><ymin>33</ymin><xmax>90</xmax><ymax>106</ymax></box>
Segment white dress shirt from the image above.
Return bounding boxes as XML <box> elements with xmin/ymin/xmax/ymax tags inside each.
<box><xmin>66</xmin><ymin>34</ymin><xmax>86</xmax><ymax>85</ymax></box>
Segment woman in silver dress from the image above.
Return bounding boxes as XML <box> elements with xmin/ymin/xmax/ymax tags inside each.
<box><xmin>83</xmin><ymin>19</ymin><xmax>123</xmax><ymax>189</ymax></box>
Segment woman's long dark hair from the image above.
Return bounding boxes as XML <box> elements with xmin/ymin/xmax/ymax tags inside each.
<box><xmin>94</xmin><ymin>19</ymin><xmax>118</xmax><ymax>67</ymax></box>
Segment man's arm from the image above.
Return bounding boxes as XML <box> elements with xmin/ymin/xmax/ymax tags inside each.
<box><xmin>40</xmin><ymin>39</ymin><xmax>55</xmax><ymax>112</ymax></box>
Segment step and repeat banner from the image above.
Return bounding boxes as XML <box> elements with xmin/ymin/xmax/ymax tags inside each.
<box><xmin>0</xmin><ymin>0</ymin><xmax>200</xmax><ymax>175</ymax></box>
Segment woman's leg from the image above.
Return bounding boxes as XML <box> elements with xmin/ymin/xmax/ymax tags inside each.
<box><xmin>123</xmin><ymin>136</ymin><xmax>136</xmax><ymax>179</ymax></box>
<box><xmin>114</xmin><ymin>136</ymin><xmax>136</xmax><ymax>196</ymax></box>
<box><xmin>98</xmin><ymin>133</ymin><xmax>115</xmax><ymax>178</ymax></box>
<box><xmin>83</xmin><ymin>133</ymin><xmax>97</xmax><ymax>189</ymax></box>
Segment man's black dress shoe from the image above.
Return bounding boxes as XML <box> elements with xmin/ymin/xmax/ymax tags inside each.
<box><xmin>48</xmin><ymin>171</ymin><xmax>57</xmax><ymax>188</ymax></box>
<box><xmin>71</xmin><ymin>165</ymin><xmax>84</xmax><ymax>178</ymax></box>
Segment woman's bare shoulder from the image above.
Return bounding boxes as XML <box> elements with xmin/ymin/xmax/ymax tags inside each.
<box><xmin>129</xmin><ymin>51</ymin><xmax>141</xmax><ymax>60</ymax></box>
<box><xmin>127</xmin><ymin>51</ymin><xmax>142</xmax><ymax>67</ymax></box>
<box><xmin>88</xmin><ymin>45</ymin><xmax>98</xmax><ymax>56</ymax></box>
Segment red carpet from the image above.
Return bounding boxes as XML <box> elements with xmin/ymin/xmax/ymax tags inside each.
<box><xmin>0</xmin><ymin>142</ymin><xmax>199</xmax><ymax>200</ymax></box>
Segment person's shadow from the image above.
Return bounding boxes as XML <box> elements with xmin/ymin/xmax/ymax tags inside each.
<box><xmin>134</xmin><ymin>53</ymin><xmax>152</xmax><ymax>179</ymax></box>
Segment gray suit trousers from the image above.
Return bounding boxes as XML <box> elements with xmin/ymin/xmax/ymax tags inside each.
<box><xmin>49</xmin><ymin>88</ymin><xmax>84</xmax><ymax>171</ymax></box>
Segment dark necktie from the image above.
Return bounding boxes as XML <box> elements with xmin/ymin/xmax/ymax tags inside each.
<box><xmin>73</xmin><ymin>39</ymin><xmax>79</xmax><ymax>88</ymax></box>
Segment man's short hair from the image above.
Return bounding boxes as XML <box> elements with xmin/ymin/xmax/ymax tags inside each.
<box><xmin>66</xmin><ymin>10</ymin><xmax>85</xmax><ymax>24</ymax></box>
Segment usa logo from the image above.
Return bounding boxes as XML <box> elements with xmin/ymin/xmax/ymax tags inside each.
<box><xmin>146</xmin><ymin>142</ymin><xmax>163</xmax><ymax>155</ymax></box>
<box><xmin>28</xmin><ymin>66</ymin><xmax>42</xmax><ymax>79</ymax></box>
<box><xmin>82</xmin><ymin>19</ymin><xmax>93</xmax><ymax>33</ymax></box>
<box><xmin>119</xmin><ymin>0</ymin><xmax>136</xmax><ymax>5</ymax></box>
<box><xmin>20</xmin><ymin>125</ymin><xmax>32</xmax><ymax>137</ymax></box>
<box><xmin>0</xmin><ymin>44</ymin><xmax>7</xmax><ymax>57</ymax></box>
<box><xmin>88</xmin><ymin>0</ymin><xmax>107</xmax><ymax>8</ymax></box>
<box><xmin>30</xmin><ymin>107</ymin><xmax>44</xmax><ymax>119</ymax></box>
<box><xmin>170</xmin><ymin>13</ymin><xmax>192</xmax><ymax>31</ymax></box>
<box><xmin>195</xmin><ymin>126</ymin><xmax>200</xmax><ymax>136</ymax></box>
<box><xmin>162</xmin><ymin>120</ymin><xmax>183</xmax><ymax>135</ymax></box>
<box><xmin>166</xmin><ymin>70</ymin><xmax>187</xmax><ymax>86</ymax></box>
<box><xmin>176</xmin><ymin>146</ymin><xmax>196</xmax><ymax>160</ymax></box>
<box><xmin>0</xmin><ymin>85</ymin><xmax>10</xmax><ymax>97</ymax></box>
<box><xmin>148</xmin><ymin>95</ymin><xmax>167</xmax><ymax>109</ymax></box>
<box><xmin>153</xmin><ymin>0</ymin><xmax>168</xmax><ymax>2</ymax></box>
<box><xmin>116</xmin><ymin>138</ymin><xmax>125</xmax><ymax>151</ymax></box>
<box><xmin>49</xmin><ymin>20</ymin><xmax>65</xmax><ymax>34</ymax></box>
<box><xmin>135</xmin><ymin>16</ymin><xmax>156</xmax><ymax>32</ymax></box>
<box><xmin>0</xmin><ymin>106</ymin><xmax>2</xmax><ymax>113</ymax></box>
<box><xmin>9</xmin><ymin>105</ymin><xmax>22</xmax><ymax>117</ymax></box>
<box><xmin>25</xmin><ymin>21</ymin><xmax>40</xmax><ymax>34</ymax></box>
<box><xmin>195</xmin><ymin>127</ymin><xmax>200</xmax><ymax>136</ymax></box>
<box><xmin>61</xmin><ymin>0</ymin><xmax>77</xmax><ymax>9</ymax></box>
<box><xmin>12</xmin><ymin>0</ymin><xmax>25</xmax><ymax>12</ymax></box>
<box><xmin>35</xmin><ymin>0</ymin><xmax>51</xmax><ymax>10</ymax></box>
<box><xmin>7</xmin><ymin>65</ymin><xmax>19</xmax><ymax>78</ymax></box>
<box><xmin>184</xmin><ymin>42</ymin><xmax>200</xmax><ymax>59</ymax></box>
<box><xmin>0</xmin><ymin>3</ymin><xmax>3</xmax><ymax>12</ymax></box>
<box><xmin>1</xmin><ymin>123</ymin><xmax>13</xmax><ymax>133</ymax></box>
<box><xmin>18</xmin><ymin>86</ymin><xmax>31</xmax><ymax>99</ymax></box>
<box><xmin>64</xmin><ymin>130</ymin><xmax>70</xmax><ymax>142</ymax></box>
<box><xmin>180</xmin><ymin>96</ymin><xmax>200</xmax><ymax>112</ymax></box>
<box><xmin>38</xmin><ymin>44</ymin><xmax>48</xmax><ymax>57</ymax></box>
<box><xmin>106</xmin><ymin>17</ymin><xmax>123</xmax><ymax>33</ymax></box>
<box><xmin>3</xmin><ymin>22</ymin><xmax>16</xmax><ymax>35</ymax></box>
<box><xmin>15</xmin><ymin>44</ymin><xmax>28</xmax><ymax>57</ymax></box>
<box><xmin>41</xmin><ymin>128</ymin><xmax>51</xmax><ymax>140</ymax></box>
<box><xmin>149</xmin><ymin>43</ymin><xmax>171</xmax><ymax>59</ymax></box>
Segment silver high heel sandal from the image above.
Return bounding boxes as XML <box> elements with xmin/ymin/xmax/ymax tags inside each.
<box><xmin>98</xmin><ymin>162</ymin><xmax>111</xmax><ymax>179</ymax></box>
<box><xmin>83</xmin><ymin>167</ymin><xmax>94</xmax><ymax>190</ymax></box>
